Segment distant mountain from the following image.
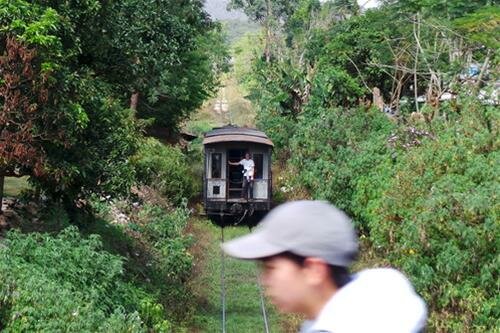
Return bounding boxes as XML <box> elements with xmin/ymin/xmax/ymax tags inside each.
<box><xmin>204</xmin><ymin>0</ymin><xmax>380</xmax><ymax>21</ymax></box>
<box><xmin>204</xmin><ymin>0</ymin><xmax>248</xmax><ymax>21</ymax></box>
<box><xmin>204</xmin><ymin>0</ymin><xmax>259</xmax><ymax>44</ymax></box>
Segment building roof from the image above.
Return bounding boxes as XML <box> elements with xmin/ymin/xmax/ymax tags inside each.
<box><xmin>203</xmin><ymin>125</ymin><xmax>274</xmax><ymax>147</ymax></box>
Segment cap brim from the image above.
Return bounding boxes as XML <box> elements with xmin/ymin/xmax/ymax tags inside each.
<box><xmin>222</xmin><ymin>231</ymin><xmax>286</xmax><ymax>260</ymax></box>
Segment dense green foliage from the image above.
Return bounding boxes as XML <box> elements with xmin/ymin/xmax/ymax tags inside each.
<box><xmin>289</xmin><ymin>107</ymin><xmax>395</xmax><ymax>218</ymax></box>
<box><xmin>0</xmin><ymin>227</ymin><xmax>153</xmax><ymax>332</ymax></box>
<box><xmin>132</xmin><ymin>138</ymin><xmax>197</xmax><ymax>205</ymax></box>
<box><xmin>238</xmin><ymin>0</ymin><xmax>499</xmax><ymax>330</ymax></box>
<box><xmin>133</xmin><ymin>205</ymin><xmax>194</xmax><ymax>320</ymax></box>
<box><xmin>0</xmin><ymin>0</ymin><xmax>227</xmax><ymax>206</ymax></box>
<box><xmin>0</xmin><ymin>198</ymin><xmax>195</xmax><ymax>331</ymax></box>
<box><xmin>355</xmin><ymin>103</ymin><xmax>499</xmax><ymax>331</ymax></box>
<box><xmin>0</xmin><ymin>0</ymin><xmax>225</xmax><ymax>330</ymax></box>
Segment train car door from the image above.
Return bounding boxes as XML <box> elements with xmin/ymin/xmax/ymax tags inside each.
<box><xmin>227</xmin><ymin>149</ymin><xmax>246</xmax><ymax>199</ymax></box>
<box><xmin>251</xmin><ymin>150</ymin><xmax>269</xmax><ymax>199</ymax></box>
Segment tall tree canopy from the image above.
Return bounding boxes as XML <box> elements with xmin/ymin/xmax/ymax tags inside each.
<box><xmin>0</xmin><ymin>0</ymin><xmax>227</xmax><ymax>208</ymax></box>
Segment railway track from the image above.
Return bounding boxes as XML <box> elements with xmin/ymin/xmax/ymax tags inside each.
<box><xmin>220</xmin><ymin>227</ymin><xmax>271</xmax><ymax>333</ymax></box>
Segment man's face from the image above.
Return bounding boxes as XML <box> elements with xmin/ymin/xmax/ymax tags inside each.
<box><xmin>260</xmin><ymin>256</ymin><xmax>309</xmax><ymax>314</ymax></box>
<box><xmin>245</xmin><ymin>153</ymin><xmax>250</xmax><ymax>159</ymax></box>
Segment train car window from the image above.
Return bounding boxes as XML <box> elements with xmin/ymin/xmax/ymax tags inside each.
<box><xmin>213</xmin><ymin>185</ymin><xmax>220</xmax><ymax>195</ymax></box>
<box><xmin>253</xmin><ymin>153</ymin><xmax>263</xmax><ymax>179</ymax></box>
<box><xmin>211</xmin><ymin>153</ymin><xmax>222</xmax><ymax>178</ymax></box>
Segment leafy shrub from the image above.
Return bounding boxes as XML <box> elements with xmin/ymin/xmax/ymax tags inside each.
<box><xmin>289</xmin><ymin>106</ymin><xmax>395</xmax><ymax>219</ymax></box>
<box><xmin>357</xmin><ymin>103</ymin><xmax>499</xmax><ymax>331</ymax></box>
<box><xmin>132</xmin><ymin>138</ymin><xmax>196</xmax><ymax>204</ymax></box>
<box><xmin>280</xmin><ymin>99</ymin><xmax>498</xmax><ymax>331</ymax></box>
<box><xmin>0</xmin><ymin>227</ymin><xmax>168</xmax><ymax>332</ymax></box>
<box><xmin>134</xmin><ymin>204</ymin><xmax>195</xmax><ymax>322</ymax></box>
<box><xmin>138</xmin><ymin>204</ymin><xmax>193</xmax><ymax>282</ymax></box>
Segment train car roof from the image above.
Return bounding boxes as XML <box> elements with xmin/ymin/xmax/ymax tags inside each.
<box><xmin>203</xmin><ymin>125</ymin><xmax>274</xmax><ymax>147</ymax></box>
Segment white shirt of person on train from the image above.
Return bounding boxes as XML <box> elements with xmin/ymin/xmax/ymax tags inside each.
<box><xmin>299</xmin><ymin>268</ymin><xmax>427</xmax><ymax>333</ymax></box>
<box><xmin>238</xmin><ymin>154</ymin><xmax>255</xmax><ymax>179</ymax></box>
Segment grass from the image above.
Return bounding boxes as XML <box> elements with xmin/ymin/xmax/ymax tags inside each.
<box><xmin>189</xmin><ymin>219</ymin><xmax>287</xmax><ymax>332</ymax></box>
<box><xmin>4</xmin><ymin>176</ymin><xmax>30</xmax><ymax>197</ymax></box>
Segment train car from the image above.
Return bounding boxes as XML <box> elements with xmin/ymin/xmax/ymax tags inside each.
<box><xmin>202</xmin><ymin>125</ymin><xmax>273</xmax><ymax>226</ymax></box>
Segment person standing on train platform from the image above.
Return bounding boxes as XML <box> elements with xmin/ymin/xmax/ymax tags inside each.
<box><xmin>222</xmin><ymin>200</ymin><xmax>427</xmax><ymax>333</ymax></box>
<box><xmin>228</xmin><ymin>152</ymin><xmax>255</xmax><ymax>199</ymax></box>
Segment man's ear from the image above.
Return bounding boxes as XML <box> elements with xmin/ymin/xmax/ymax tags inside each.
<box><xmin>303</xmin><ymin>257</ymin><xmax>331</xmax><ymax>285</ymax></box>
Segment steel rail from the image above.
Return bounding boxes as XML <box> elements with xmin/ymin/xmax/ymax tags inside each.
<box><xmin>220</xmin><ymin>226</ymin><xmax>271</xmax><ymax>333</ymax></box>
<box><xmin>256</xmin><ymin>269</ymin><xmax>271</xmax><ymax>333</ymax></box>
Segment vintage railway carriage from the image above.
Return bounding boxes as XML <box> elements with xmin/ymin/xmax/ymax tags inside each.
<box><xmin>203</xmin><ymin>125</ymin><xmax>273</xmax><ymax>226</ymax></box>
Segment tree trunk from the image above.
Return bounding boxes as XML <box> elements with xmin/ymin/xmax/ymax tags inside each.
<box><xmin>474</xmin><ymin>49</ymin><xmax>491</xmax><ymax>94</ymax></box>
<box><xmin>373</xmin><ymin>87</ymin><xmax>384</xmax><ymax>112</ymax></box>
<box><xmin>413</xmin><ymin>14</ymin><xmax>420</xmax><ymax>113</ymax></box>
<box><xmin>130</xmin><ymin>92</ymin><xmax>139</xmax><ymax>111</ymax></box>
<box><xmin>264</xmin><ymin>0</ymin><xmax>271</xmax><ymax>63</ymax></box>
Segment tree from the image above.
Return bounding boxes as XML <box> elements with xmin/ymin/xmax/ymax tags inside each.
<box><xmin>137</xmin><ymin>23</ymin><xmax>230</xmax><ymax>131</ymax></box>
<box><xmin>1</xmin><ymin>0</ymin><xmax>224</xmax><ymax>210</ymax></box>
<box><xmin>228</xmin><ymin>0</ymin><xmax>301</xmax><ymax>61</ymax></box>
<box><xmin>454</xmin><ymin>5</ymin><xmax>500</xmax><ymax>50</ymax></box>
<box><xmin>382</xmin><ymin>0</ymin><xmax>493</xmax><ymax>19</ymax></box>
<box><xmin>0</xmin><ymin>3</ymin><xmax>68</xmax><ymax>211</ymax></box>
<box><xmin>0</xmin><ymin>38</ymin><xmax>46</xmax><ymax>211</ymax></box>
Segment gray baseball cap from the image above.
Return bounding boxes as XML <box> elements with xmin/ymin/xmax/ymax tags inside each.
<box><xmin>222</xmin><ymin>200</ymin><xmax>358</xmax><ymax>267</ymax></box>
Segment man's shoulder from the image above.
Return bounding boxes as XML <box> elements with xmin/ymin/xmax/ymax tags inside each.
<box><xmin>309</xmin><ymin>268</ymin><xmax>427</xmax><ymax>333</ymax></box>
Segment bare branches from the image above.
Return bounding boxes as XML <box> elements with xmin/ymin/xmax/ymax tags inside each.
<box><xmin>367</xmin><ymin>62</ymin><xmax>433</xmax><ymax>76</ymax></box>
<box><xmin>474</xmin><ymin>49</ymin><xmax>491</xmax><ymax>93</ymax></box>
<box><xmin>366</xmin><ymin>12</ymin><xmax>493</xmax><ymax>115</ymax></box>
<box><xmin>413</xmin><ymin>15</ymin><xmax>420</xmax><ymax>113</ymax></box>
<box><xmin>346</xmin><ymin>55</ymin><xmax>371</xmax><ymax>91</ymax></box>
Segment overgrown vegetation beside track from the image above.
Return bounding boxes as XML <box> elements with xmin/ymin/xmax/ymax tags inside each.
<box><xmin>0</xmin><ymin>0</ymin><xmax>229</xmax><ymax>330</ymax></box>
<box><xmin>233</xmin><ymin>0</ymin><xmax>499</xmax><ymax>331</ymax></box>
<box><xmin>281</xmin><ymin>100</ymin><xmax>499</xmax><ymax>332</ymax></box>
<box><xmin>0</xmin><ymin>0</ymin><xmax>228</xmax><ymax>208</ymax></box>
<box><xmin>0</xmin><ymin>194</ymin><xmax>195</xmax><ymax>331</ymax></box>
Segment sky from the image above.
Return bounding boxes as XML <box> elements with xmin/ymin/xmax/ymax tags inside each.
<box><xmin>359</xmin><ymin>0</ymin><xmax>380</xmax><ymax>9</ymax></box>
<box><xmin>204</xmin><ymin>0</ymin><xmax>246</xmax><ymax>20</ymax></box>
<box><xmin>204</xmin><ymin>0</ymin><xmax>381</xmax><ymax>20</ymax></box>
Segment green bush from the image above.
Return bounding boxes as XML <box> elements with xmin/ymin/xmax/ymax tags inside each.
<box><xmin>0</xmin><ymin>227</ymin><xmax>171</xmax><ymax>332</ymax></box>
<box><xmin>357</xmin><ymin>103</ymin><xmax>499</xmax><ymax>331</ymax></box>
<box><xmin>135</xmin><ymin>204</ymin><xmax>194</xmax><ymax>321</ymax></box>
<box><xmin>138</xmin><ymin>204</ymin><xmax>193</xmax><ymax>282</ymax></box>
<box><xmin>132</xmin><ymin>138</ymin><xmax>196</xmax><ymax>204</ymax></box>
<box><xmin>279</xmin><ymin>99</ymin><xmax>498</xmax><ymax>331</ymax></box>
<box><xmin>289</xmin><ymin>106</ymin><xmax>395</xmax><ymax>220</ymax></box>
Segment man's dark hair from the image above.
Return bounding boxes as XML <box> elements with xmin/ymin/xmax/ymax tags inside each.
<box><xmin>279</xmin><ymin>252</ymin><xmax>352</xmax><ymax>288</ymax></box>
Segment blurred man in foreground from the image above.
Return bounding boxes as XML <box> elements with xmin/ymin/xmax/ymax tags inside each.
<box><xmin>222</xmin><ymin>200</ymin><xmax>427</xmax><ymax>333</ymax></box>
